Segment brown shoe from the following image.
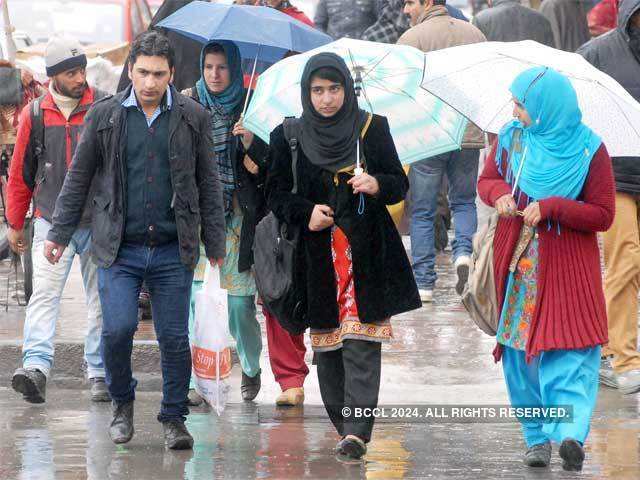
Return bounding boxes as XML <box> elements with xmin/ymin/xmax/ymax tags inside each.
<box><xmin>275</xmin><ymin>387</ymin><xmax>304</xmax><ymax>407</ymax></box>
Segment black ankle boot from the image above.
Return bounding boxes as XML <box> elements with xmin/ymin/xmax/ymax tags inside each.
<box><xmin>109</xmin><ymin>401</ymin><xmax>134</xmax><ymax>444</ymax></box>
<box><xmin>162</xmin><ymin>420</ymin><xmax>194</xmax><ymax>450</ymax></box>
<box><xmin>12</xmin><ymin>368</ymin><xmax>46</xmax><ymax>404</ymax></box>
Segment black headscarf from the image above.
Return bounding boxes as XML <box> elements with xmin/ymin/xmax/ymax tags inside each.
<box><xmin>299</xmin><ymin>53</ymin><xmax>368</xmax><ymax>173</ymax></box>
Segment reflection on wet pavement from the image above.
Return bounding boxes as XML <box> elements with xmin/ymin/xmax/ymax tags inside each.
<box><xmin>1</xmin><ymin>253</ymin><xmax>639</xmax><ymax>479</ymax></box>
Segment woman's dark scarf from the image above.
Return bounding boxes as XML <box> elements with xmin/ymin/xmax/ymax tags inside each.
<box><xmin>299</xmin><ymin>52</ymin><xmax>368</xmax><ymax>173</ymax></box>
<box><xmin>197</xmin><ymin>41</ymin><xmax>245</xmax><ymax>217</ymax></box>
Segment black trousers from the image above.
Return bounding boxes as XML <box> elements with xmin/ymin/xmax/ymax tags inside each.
<box><xmin>316</xmin><ymin>339</ymin><xmax>382</xmax><ymax>443</ymax></box>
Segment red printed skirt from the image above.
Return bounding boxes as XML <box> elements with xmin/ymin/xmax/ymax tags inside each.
<box><xmin>310</xmin><ymin>226</ymin><xmax>393</xmax><ymax>352</ymax></box>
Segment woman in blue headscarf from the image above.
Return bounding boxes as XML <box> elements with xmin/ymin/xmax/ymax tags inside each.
<box><xmin>478</xmin><ymin>67</ymin><xmax>615</xmax><ymax>471</ymax></box>
<box><xmin>182</xmin><ymin>41</ymin><xmax>269</xmax><ymax>405</ymax></box>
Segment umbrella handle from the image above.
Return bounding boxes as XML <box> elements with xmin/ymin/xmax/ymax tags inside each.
<box><xmin>355</xmin><ymin>140</ymin><xmax>362</xmax><ymax>175</ymax></box>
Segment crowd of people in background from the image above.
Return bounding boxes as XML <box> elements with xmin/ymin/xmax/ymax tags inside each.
<box><xmin>1</xmin><ymin>0</ymin><xmax>640</xmax><ymax>471</ymax></box>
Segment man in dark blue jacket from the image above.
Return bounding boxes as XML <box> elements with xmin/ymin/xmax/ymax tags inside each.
<box><xmin>46</xmin><ymin>31</ymin><xmax>226</xmax><ymax>450</ymax></box>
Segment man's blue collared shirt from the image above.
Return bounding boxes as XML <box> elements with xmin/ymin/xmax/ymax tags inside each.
<box><xmin>121</xmin><ymin>86</ymin><xmax>172</xmax><ymax>127</ymax></box>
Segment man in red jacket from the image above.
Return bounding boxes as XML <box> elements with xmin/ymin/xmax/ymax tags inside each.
<box><xmin>6</xmin><ymin>36</ymin><xmax>109</xmax><ymax>404</ymax></box>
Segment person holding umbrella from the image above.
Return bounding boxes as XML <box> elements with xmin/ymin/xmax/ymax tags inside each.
<box><xmin>155</xmin><ymin>0</ymin><xmax>333</xmax><ymax>406</ymax></box>
<box><xmin>182</xmin><ymin>40</ymin><xmax>264</xmax><ymax>403</ymax></box>
<box><xmin>182</xmin><ymin>40</ymin><xmax>309</xmax><ymax>405</ymax></box>
<box><xmin>266</xmin><ymin>52</ymin><xmax>420</xmax><ymax>459</ymax></box>
<box><xmin>478</xmin><ymin>67</ymin><xmax>615</xmax><ymax>471</ymax></box>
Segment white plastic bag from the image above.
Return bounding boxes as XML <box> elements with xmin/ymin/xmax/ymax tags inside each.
<box><xmin>192</xmin><ymin>264</ymin><xmax>232</xmax><ymax>415</ymax></box>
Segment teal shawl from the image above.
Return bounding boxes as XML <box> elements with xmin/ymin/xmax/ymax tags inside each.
<box><xmin>196</xmin><ymin>41</ymin><xmax>245</xmax><ymax>217</ymax></box>
<box><xmin>196</xmin><ymin>40</ymin><xmax>244</xmax><ymax>115</ymax></box>
<box><xmin>496</xmin><ymin>67</ymin><xmax>602</xmax><ymax>203</ymax></box>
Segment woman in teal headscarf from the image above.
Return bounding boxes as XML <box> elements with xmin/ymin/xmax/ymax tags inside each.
<box><xmin>182</xmin><ymin>41</ymin><xmax>269</xmax><ymax>405</ymax></box>
<box><xmin>478</xmin><ymin>67</ymin><xmax>615</xmax><ymax>472</ymax></box>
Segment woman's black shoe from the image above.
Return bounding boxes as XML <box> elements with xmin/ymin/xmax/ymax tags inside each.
<box><xmin>523</xmin><ymin>442</ymin><xmax>551</xmax><ymax>467</ymax></box>
<box><xmin>336</xmin><ymin>435</ymin><xmax>367</xmax><ymax>459</ymax></box>
<box><xmin>241</xmin><ymin>370</ymin><xmax>261</xmax><ymax>401</ymax></box>
<box><xmin>559</xmin><ymin>438</ymin><xmax>585</xmax><ymax>471</ymax></box>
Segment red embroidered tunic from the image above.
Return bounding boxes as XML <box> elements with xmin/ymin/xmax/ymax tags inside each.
<box><xmin>310</xmin><ymin>226</ymin><xmax>393</xmax><ymax>352</ymax></box>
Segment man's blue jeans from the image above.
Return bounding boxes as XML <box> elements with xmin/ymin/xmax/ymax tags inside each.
<box><xmin>23</xmin><ymin>218</ymin><xmax>104</xmax><ymax>378</ymax></box>
<box><xmin>98</xmin><ymin>241</ymin><xmax>194</xmax><ymax>422</ymax></box>
<box><xmin>409</xmin><ymin>149</ymin><xmax>479</xmax><ymax>289</ymax></box>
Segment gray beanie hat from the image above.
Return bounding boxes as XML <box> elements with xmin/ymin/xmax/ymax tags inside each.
<box><xmin>45</xmin><ymin>35</ymin><xmax>87</xmax><ymax>77</ymax></box>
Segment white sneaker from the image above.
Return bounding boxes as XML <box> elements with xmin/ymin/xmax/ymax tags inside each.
<box><xmin>599</xmin><ymin>357</ymin><xmax>618</xmax><ymax>389</ymax></box>
<box><xmin>454</xmin><ymin>255</ymin><xmax>471</xmax><ymax>295</ymax></box>
<box><xmin>617</xmin><ymin>370</ymin><xmax>640</xmax><ymax>395</ymax></box>
<box><xmin>419</xmin><ymin>289</ymin><xmax>434</xmax><ymax>303</ymax></box>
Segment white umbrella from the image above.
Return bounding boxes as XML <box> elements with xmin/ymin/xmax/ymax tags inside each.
<box><xmin>421</xmin><ymin>40</ymin><xmax>640</xmax><ymax>157</ymax></box>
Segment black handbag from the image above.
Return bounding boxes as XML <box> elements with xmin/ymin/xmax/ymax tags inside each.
<box><xmin>0</xmin><ymin>67</ymin><xmax>23</xmax><ymax>106</ymax></box>
<box><xmin>253</xmin><ymin>118</ymin><xmax>307</xmax><ymax>335</ymax></box>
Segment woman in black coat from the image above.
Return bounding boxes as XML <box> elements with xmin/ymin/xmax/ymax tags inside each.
<box><xmin>266</xmin><ymin>52</ymin><xmax>420</xmax><ymax>459</ymax></box>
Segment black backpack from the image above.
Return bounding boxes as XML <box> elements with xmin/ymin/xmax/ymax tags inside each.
<box><xmin>253</xmin><ymin>118</ymin><xmax>306</xmax><ymax>335</ymax></box>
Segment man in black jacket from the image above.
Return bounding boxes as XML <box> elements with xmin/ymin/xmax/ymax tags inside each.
<box><xmin>578</xmin><ymin>0</ymin><xmax>640</xmax><ymax>395</ymax></box>
<box><xmin>314</xmin><ymin>0</ymin><xmax>378</xmax><ymax>39</ymax></box>
<box><xmin>472</xmin><ymin>0</ymin><xmax>555</xmax><ymax>46</ymax></box>
<box><xmin>45</xmin><ymin>31</ymin><xmax>226</xmax><ymax>449</ymax></box>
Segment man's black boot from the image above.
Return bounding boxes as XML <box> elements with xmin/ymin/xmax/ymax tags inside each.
<box><xmin>162</xmin><ymin>420</ymin><xmax>194</xmax><ymax>450</ymax></box>
<box><xmin>12</xmin><ymin>368</ymin><xmax>46</xmax><ymax>404</ymax></box>
<box><xmin>109</xmin><ymin>401</ymin><xmax>134</xmax><ymax>444</ymax></box>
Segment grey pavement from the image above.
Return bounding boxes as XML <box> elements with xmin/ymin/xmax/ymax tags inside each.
<box><xmin>1</xmin><ymin>243</ymin><xmax>640</xmax><ymax>478</ymax></box>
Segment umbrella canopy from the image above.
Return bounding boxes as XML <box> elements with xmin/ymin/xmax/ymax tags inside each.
<box><xmin>1</xmin><ymin>0</ymin><xmax>17</xmax><ymax>62</ymax></box>
<box><xmin>421</xmin><ymin>40</ymin><xmax>640</xmax><ymax>157</ymax></box>
<box><xmin>244</xmin><ymin>38</ymin><xmax>468</xmax><ymax>165</ymax></box>
<box><xmin>155</xmin><ymin>1</ymin><xmax>332</xmax><ymax>63</ymax></box>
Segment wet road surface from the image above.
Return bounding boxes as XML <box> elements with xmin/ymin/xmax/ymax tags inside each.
<box><xmin>1</xmin><ymin>253</ymin><xmax>640</xmax><ymax>479</ymax></box>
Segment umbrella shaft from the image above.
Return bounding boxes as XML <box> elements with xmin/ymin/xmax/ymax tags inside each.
<box><xmin>242</xmin><ymin>45</ymin><xmax>263</xmax><ymax>118</ymax></box>
<box><xmin>512</xmin><ymin>145</ymin><xmax>528</xmax><ymax>197</ymax></box>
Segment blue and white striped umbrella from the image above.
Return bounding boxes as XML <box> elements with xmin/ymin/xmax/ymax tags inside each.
<box><xmin>244</xmin><ymin>38</ymin><xmax>469</xmax><ymax>165</ymax></box>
